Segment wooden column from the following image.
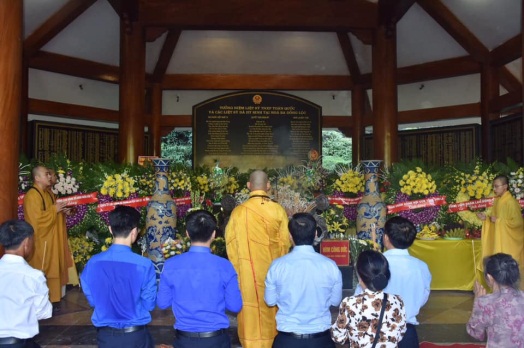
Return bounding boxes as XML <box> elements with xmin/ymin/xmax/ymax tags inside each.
<box><xmin>351</xmin><ymin>85</ymin><xmax>365</xmax><ymax>165</ymax></box>
<box><xmin>480</xmin><ymin>64</ymin><xmax>498</xmax><ymax>161</ymax></box>
<box><xmin>119</xmin><ymin>19</ymin><xmax>145</xmax><ymax>164</ymax></box>
<box><xmin>151</xmin><ymin>84</ymin><xmax>162</xmax><ymax>156</ymax></box>
<box><xmin>0</xmin><ymin>0</ymin><xmax>22</xmax><ymax>257</ymax></box>
<box><xmin>371</xmin><ymin>24</ymin><xmax>398</xmax><ymax>167</ymax></box>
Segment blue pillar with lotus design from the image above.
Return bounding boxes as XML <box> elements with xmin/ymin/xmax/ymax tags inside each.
<box><xmin>356</xmin><ymin>160</ymin><xmax>386</xmax><ymax>249</ymax></box>
<box><xmin>146</xmin><ymin>159</ymin><xmax>177</xmax><ymax>279</ymax></box>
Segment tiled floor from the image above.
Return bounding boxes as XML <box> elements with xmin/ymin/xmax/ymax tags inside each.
<box><xmin>35</xmin><ymin>286</ymin><xmax>486</xmax><ymax>347</ymax></box>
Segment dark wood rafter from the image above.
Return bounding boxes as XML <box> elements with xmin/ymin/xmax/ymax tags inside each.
<box><xmin>337</xmin><ymin>32</ymin><xmax>372</xmax><ymax>112</ymax></box>
<box><xmin>162</xmin><ymin>74</ymin><xmax>355</xmax><ymax>90</ymax></box>
<box><xmin>489</xmin><ymin>90</ymin><xmax>523</xmax><ymax>114</ymax></box>
<box><xmin>380</xmin><ymin>0</ymin><xmax>417</xmax><ymax>25</ymax></box>
<box><xmin>499</xmin><ymin>66</ymin><xmax>522</xmax><ymax>92</ymax></box>
<box><xmin>361</xmin><ymin>56</ymin><xmax>480</xmax><ymax>88</ymax></box>
<box><xmin>139</xmin><ymin>0</ymin><xmax>378</xmax><ymax>31</ymax></box>
<box><xmin>417</xmin><ymin>0</ymin><xmax>521</xmax><ymax>93</ymax></box>
<box><xmin>151</xmin><ymin>30</ymin><xmax>181</xmax><ymax>84</ymax></box>
<box><xmin>28</xmin><ymin>96</ymin><xmax>482</xmax><ymax>135</ymax></box>
<box><xmin>29</xmin><ymin>51</ymin><xmax>120</xmax><ymax>83</ymax></box>
<box><xmin>337</xmin><ymin>32</ymin><xmax>363</xmax><ymax>83</ymax></box>
<box><xmin>29</xmin><ymin>98</ymin><xmax>119</xmax><ymax>122</ymax></box>
<box><xmin>27</xmin><ymin>50</ymin><xmax>483</xmax><ymax>91</ymax></box>
<box><xmin>24</xmin><ymin>0</ymin><xmax>97</xmax><ymax>58</ymax></box>
<box><xmin>490</xmin><ymin>34</ymin><xmax>522</xmax><ymax>67</ymax></box>
<box><xmin>106</xmin><ymin>0</ymin><xmax>138</xmax><ymax>21</ymax></box>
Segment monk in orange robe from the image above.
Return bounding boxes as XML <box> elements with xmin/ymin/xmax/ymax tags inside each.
<box><xmin>23</xmin><ymin>165</ymin><xmax>70</xmax><ymax>303</ymax></box>
<box><xmin>478</xmin><ymin>175</ymin><xmax>524</xmax><ymax>287</ymax></box>
<box><xmin>226</xmin><ymin>170</ymin><xmax>291</xmax><ymax>348</ymax></box>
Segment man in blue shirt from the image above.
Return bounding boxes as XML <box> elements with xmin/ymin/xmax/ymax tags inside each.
<box><xmin>80</xmin><ymin>206</ymin><xmax>157</xmax><ymax>348</ymax></box>
<box><xmin>354</xmin><ymin>216</ymin><xmax>431</xmax><ymax>348</ymax></box>
<box><xmin>157</xmin><ymin>210</ymin><xmax>242</xmax><ymax>348</ymax></box>
<box><xmin>264</xmin><ymin>213</ymin><xmax>342</xmax><ymax>348</ymax></box>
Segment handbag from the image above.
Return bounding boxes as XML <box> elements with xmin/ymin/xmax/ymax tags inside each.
<box><xmin>371</xmin><ymin>293</ymin><xmax>388</xmax><ymax>348</ymax></box>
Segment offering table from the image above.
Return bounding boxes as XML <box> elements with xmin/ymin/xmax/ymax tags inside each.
<box><xmin>409</xmin><ymin>239</ymin><xmax>482</xmax><ymax>291</ymax></box>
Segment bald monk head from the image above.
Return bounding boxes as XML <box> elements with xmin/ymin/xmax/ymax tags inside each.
<box><xmin>247</xmin><ymin>170</ymin><xmax>270</xmax><ymax>192</ymax></box>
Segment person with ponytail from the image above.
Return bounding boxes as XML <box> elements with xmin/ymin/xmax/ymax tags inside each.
<box><xmin>467</xmin><ymin>253</ymin><xmax>524</xmax><ymax>347</ymax></box>
<box><xmin>331</xmin><ymin>250</ymin><xmax>407</xmax><ymax>347</ymax></box>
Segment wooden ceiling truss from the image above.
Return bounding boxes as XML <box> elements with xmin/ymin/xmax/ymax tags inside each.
<box><xmin>23</xmin><ymin>0</ymin><xmax>522</xmax><ymax>133</ymax></box>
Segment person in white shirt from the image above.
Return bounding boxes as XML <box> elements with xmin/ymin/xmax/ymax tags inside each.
<box><xmin>265</xmin><ymin>213</ymin><xmax>342</xmax><ymax>348</ymax></box>
<box><xmin>354</xmin><ymin>216</ymin><xmax>431</xmax><ymax>348</ymax></box>
<box><xmin>0</xmin><ymin>220</ymin><xmax>52</xmax><ymax>348</ymax></box>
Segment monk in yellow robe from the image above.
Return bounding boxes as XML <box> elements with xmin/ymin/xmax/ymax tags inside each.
<box><xmin>478</xmin><ymin>175</ymin><xmax>524</xmax><ymax>287</ymax></box>
<box><xmin>48</xmin><ymin>169</ymin><xmax>79</xmax><ymax>288</ymax></box>
<box><xmin>23</xmin><ymin>165</ymin><xmax>70</xmax><ymax>303</ymax></box>
<box><xmin>226</xmin><ymin>170</ymin><xmax>291</xmax><ymax>348</ymax></box>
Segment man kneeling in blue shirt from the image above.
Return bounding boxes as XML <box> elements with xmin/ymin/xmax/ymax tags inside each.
<box><xmin>157</xmin><ymin>210</ymin><xmax>242</xmax><ymax>348</ymax></box>
<box><xmin>265</xmin><ymin>213</ymin><xmax>343</xmax><ymax>348</ymax></box>
<box><xmin>80</xmin><ymin>205</ymin><xmax>157</xmax><ymax>348</ymax></box>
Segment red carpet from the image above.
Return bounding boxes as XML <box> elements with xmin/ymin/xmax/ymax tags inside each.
<box><xmin>420</xmin><ymin>343</ymin><xmax>485</xmax><ymax>348</ymax></box>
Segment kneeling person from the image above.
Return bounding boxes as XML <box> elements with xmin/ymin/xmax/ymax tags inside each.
<box><xmin>157</xmin><ymin>210</ymin><xmax>242</xmax><ymax>348</ymax></box>
<box><xmin>265</xmin><ymin>213</ymin><xmax>343</xmax><ymax>348</ymax></box>
<box><xmin>80</xmin><ymin>206</ymin><xmax>157</xmax><ymax>348</ymax></box>
<box><xmin>0</xmin><ymin>220</ymin><xmax>52</xmax><ymax>348</ymax></box>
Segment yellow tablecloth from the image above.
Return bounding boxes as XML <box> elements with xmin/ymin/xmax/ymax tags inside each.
<box><xmin>409</xmin><ymin>239</ymin><xmax>482</xmax><ymax>291</ymax></box>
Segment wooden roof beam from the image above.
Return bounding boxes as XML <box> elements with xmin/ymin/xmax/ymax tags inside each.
<box><xmin>499</xmin><ymin>66</ymin><xmax>522</xmax><ymax>92</ymax></box>
<box><xmin>161</xmin><ymin>74</ymin><xmax>354</xmax><ymax>90</ymax></box>
<box><xmin>28</xmin><ymin>53</ymin><xmax>481</xmax><ymax>90</ymax></box>
<box><xmin>379</xmin><ymin>0</ymin><xmax>417</xmax><ymax>26</ymax></box>
<box><xmin>29</xmin><ymin>51</ymin><xmax>120</xmax><ymax>83</ymax></box>
<box><xmin>151</xmin><ymin>30</ymin><xmax>181</xmax><ymax>84</ymax></box>
<box><xmin>24</xmin><ymin>0</ymin><xmax>97</xmax><ymax>58</ymax></box>
<box><xmin>139</xmin><ymin>0</ymin><xmax>378</xmax><ymax>31</ymax></box>
<box><xmin>361</xmin><ymin>56</ymin><xmax>480</xmax><ymax>88</ymax></box>
<box><xmin>417</xmin><ymin>0</ymin><xmax>489</xmax><ymax>64</ymax></box>
<box><xmin>490</xmin><ymin>34</ymin><xmax>522</xmax><ymax>67</ymax></box>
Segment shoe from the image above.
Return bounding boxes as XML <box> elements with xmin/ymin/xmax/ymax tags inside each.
<box><xmin>52</xmin><ymin>303</ymin><xmax>61</xmax><ymax>314</ymax></box>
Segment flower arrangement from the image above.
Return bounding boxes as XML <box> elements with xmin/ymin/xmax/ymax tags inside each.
<box><xmin>52</xmin><ymin>170</ymin><xmax>80</xmax><ymax>196</ymax></box>
<box><xmin>100</xmin><ymin>172</ymin><xmax>137</xmax><ymax>199</ymax></box>
<box><xmin>333</xmin><ymin>165</ymin><xmax>364</xmax><ymax>195</ymax></box>
<box><xmin>138</xmin><ymin>170</ymin><xmax>155</xmax><ymax>197</ymax></box>
<box><xmin>442</xmin><ymin>159</ymin><xmax>495</xmax><ymax>228</ymax></box>
<box><xmin>100</xmin><ymin>237</ymin><xmax>113</xmax><ymax>251</ymax></box>
<box><xmin>399</xmin><ymin>167</ymin><xmax>437</xmax><ymax>196</ymax></box>
<box><xmin>162</xmin><ymin>235</ymin><xmax>191</xmax><ymax>259</ymax></box>
<box><xmin>348</xmin><ymin>236</ymin><xmax>376</xmax><ymax>266</ymax></box>
<box><xmin>18</xmin><ymin>162</ymin><xmax>31</xmax><ymax>193</ymax></box>
<box><xmin>69</xmin><ymin>236</ymin><xmax>95</xmax><ymax>267</ymax></box>
<box><xmin>385</xmin><ymin>161</ymin><xmax>442</xmax><ymax>227</ymax></box>
<box><xmin>195</xmin><ymin>174</ymin><xmax>210</xmax><ymax>193</ymax></box>
<box><xmin>169</xmin><ymin>170</ymin><xmax>192</xmax><ymax>196</ymax></box>
<box><xmin>162</xmin><ymin>235</ymin><xmax>227</xmax><ymax>259</ymax></box>
<box><xmin>323</xmin><ymin>205</ymin><xmax>351</xmax><ymax>239</ymax></box>
<box><xmin>278</xmin><ymin>173</ymin><xmax>298</xmax><ymax>190</ymax></box>
<box><xmin>509</xmin><ymin>167</ymin><xmax>524</xmax><ymax>200</ymax></box>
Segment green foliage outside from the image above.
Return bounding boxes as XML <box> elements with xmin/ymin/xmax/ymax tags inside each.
<box><xmin>161</xmin><ymin>129</ymin><xmax>352</xmax><ymax>170</ymax></box>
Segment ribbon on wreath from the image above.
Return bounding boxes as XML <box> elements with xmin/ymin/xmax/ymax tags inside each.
<box><xmin>18</xmin><ymin>192</ymin><xmax>99</xmax><ymax>206</ymax></box>
<box><xmin>96</xmin><ymin>196</ymin><xmax>192</xmax><ymax>213</ymax></box>
<box><xmin>387</xmin><ymin>195</ymin><xmax>447</xmax><ymax>214</ymax></box>
<box><xmin>447</xmin><ymin>197</ymin><xmax>494</xmax><ymax>213</ymax></box>
<box><xmin>328</xmin><ymin>196</ymin><xmax>361</xmax><ymax>205</ymax></box>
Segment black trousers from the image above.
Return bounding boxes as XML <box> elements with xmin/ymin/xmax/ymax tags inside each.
<box><xmin>398</xmin><ymin>323</ymin><xmax>420</xmax><ymax>348</ymax></box>
<box><xmin>96</xmin><ymin>326</ymin><xmax>154</xmax><ymax>348</ymax></box>
<box><xmin>0</xmin><ymin>339</ymin><xmax>40</xmax><ymax>348</ymax></box>
<box><xmin>272</xmin><ymin>332</ymin><xmax>335</xmax><ymax>348</ymax></box>
<box><xmin>173</xmin><ymin>331</ymin><xmax>231</xmax><ymax>348</ymax></box>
